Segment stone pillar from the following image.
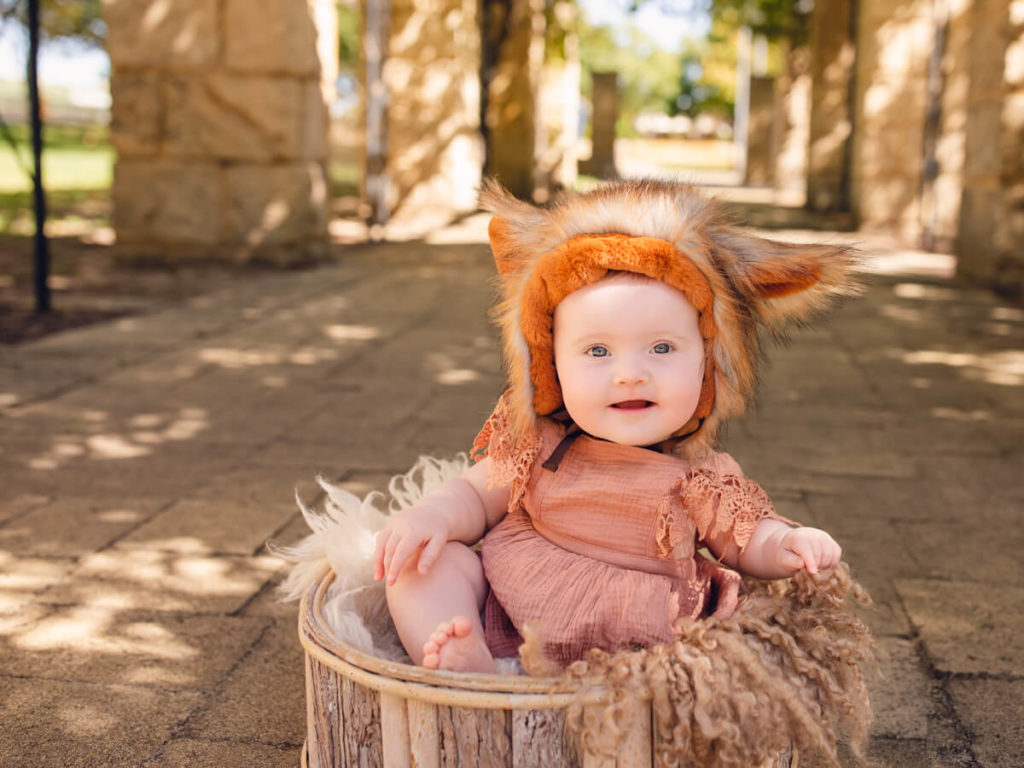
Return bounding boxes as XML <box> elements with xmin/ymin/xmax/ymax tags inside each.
<box><xmin>955</xmin><ymin>0</ymin><xmax>1024</xmax><ymax>297</ymax></box>
<box><xmin>582</xmin><ymin>72</ymin><xmax>619</xmax><ymax>179</ymax></box>
<box><xmin>773</xmin><ymin>43</ymin><xmax>811</xmax><ymax>204</ymax></box>
<box><xmin>925</xmin><ymin>0</ymin><xmax>972</xmax><ymax>252</ymax></box>
<box><xmin>377</xmin><ymin>0</ymin><xmax>483</xmax><ymax>231</ymax></box>
<box><xmin>486</xmin><ymin>0</ymin><xmax>546</xmax><ymax>199</ymax></box>
<box><xmin>807</xmin><ymin>0</ymin><xmax>855</xmax><ymax>211</ymax></box>
<box><xmin>104</xmin><ymin>0</ymin><xmax>335</xmax><ymax>264</ymax></box>
<box><xmin>534</xmin><ymin>2</ymin><xmax>580</xmax><ymax>201</ymax></box>
<box><xmin>745</xmin><ymin>76</ymin><xmax>776</xmax><ymax>186</ymax></box>
<box><xmin>851</xmin><ymin>0</ymin><xmax>934</xmax><ymax>239</ymax></box>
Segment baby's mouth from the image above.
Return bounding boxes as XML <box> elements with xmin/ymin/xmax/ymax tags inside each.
<box><xmin>611</xmin><ymin>400</ymin><xmax>654</xmax><ymax>410</ymax></box>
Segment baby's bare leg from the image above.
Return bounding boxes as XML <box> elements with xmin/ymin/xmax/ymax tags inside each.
<box><xmin>385</xmin><ymin>541</ymin><xmax>495</xmax><ymax>673</ymax></box>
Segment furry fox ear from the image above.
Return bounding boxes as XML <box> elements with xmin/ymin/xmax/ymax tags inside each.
<box><xmin>720</xmin><ymin>233</ymin><xmax>859</xmax><ymax>328</ymax></box>
<box><xmin>488</xmin><ymin>216</ymin><xmax>519</xmax><ymax>275</ymax></box>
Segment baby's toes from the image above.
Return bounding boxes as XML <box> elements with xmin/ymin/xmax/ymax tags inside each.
<box><xmin>451</xmin><ymin>616</ymin><xmax>473</xmax><ymax>639</ymax></box>
<box><xmin>423</xmin><ymin>651</ymin><xmax>441</xmax><ymax>669</ymax></box>
<box><xmin>430</xmin><ymin>629</ymin><xmax>449</xmax><ymax>647</ymax></box>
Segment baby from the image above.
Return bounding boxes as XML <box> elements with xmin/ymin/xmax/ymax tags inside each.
<box><xmin>373</xmin><ymin>181</ymin><xmax>852</xmax><ymax>673</ymax></box>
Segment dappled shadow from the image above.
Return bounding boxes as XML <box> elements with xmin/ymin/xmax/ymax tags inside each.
<box><xmin>0</xmin><ymin>238</ymin><xmax>501</xmax><ymax>758</ymax></box>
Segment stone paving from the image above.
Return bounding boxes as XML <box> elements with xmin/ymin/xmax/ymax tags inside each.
<box><xmin>1</xmin><ymin>213</ymin><xmax>1022</xmax><ymax>767</ymax></box>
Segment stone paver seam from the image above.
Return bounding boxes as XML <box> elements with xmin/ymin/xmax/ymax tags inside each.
<box><xmin>165</xmin><ymin>619</ymin><xmax>280</xmax><ymax>747</ymax></box>
<box><xmin>894</xmin><ymin>583</ymin><xmax>987</xmax><ymax>766</ymax></box>
<box><xmin>92</xmin><ymin>496</ymin><xmax>192</xmax><ymax>555</ymax></box>
<box><xmin>826</xmin><ymin>314</ymin><xmax>889</xmax><ymax>405</ymax></box>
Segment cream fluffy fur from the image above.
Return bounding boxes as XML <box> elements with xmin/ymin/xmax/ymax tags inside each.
<box><xmin>274</xmin><ymin>455</ymin><xmax>470</xmax><ymax>662</ymax></box>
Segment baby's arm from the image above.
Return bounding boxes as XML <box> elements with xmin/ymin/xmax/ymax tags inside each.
<box><xmin>373</xmin><ymin>458</ymin><xmax>510</xmax><ymax>585</ymax></box>
<box><xmin>708</xmin><ymin>519</ymin><xmax>842</xmax><ymax>580</ymax></box>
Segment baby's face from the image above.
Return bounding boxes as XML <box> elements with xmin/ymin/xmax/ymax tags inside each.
<box><xmin>552</xmin><ymin>274</ymin><xmax>705</xmax><ymax>446</ymax></box>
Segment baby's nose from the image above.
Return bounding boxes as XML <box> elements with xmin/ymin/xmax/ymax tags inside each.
<box><xmin>613</xmin><ymin>360</ymin><xmax>649</xmax><ymax>385</ymax></box>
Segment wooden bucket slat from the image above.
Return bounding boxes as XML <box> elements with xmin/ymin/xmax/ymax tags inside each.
<box><xmin>380</xmin><ymin>693</ymin><xmax>412</xmax><ymax>768</ymax></box>
<box><xmin>305</xmin><ymin>653</ymin><xmax>321</xmax><ymax>768</ymax></box>
<box><xmin>408</xmin><ymin>699</ymin><xmax>441</xmax><ymax>768</ymax></box>
<box><xmin>512</xmin><ymin>709</ymin><xmax>577</xmax><ymax>767</ymax></box>
<box><xmin>307</xmin><ymin>655</ymin><xmax>345</xmax><ymax>768</ymax></box>
<box><xmin>438</xmin><ymin>706</ymin><xmax>512</xmax><ymax>767</ymax></box>
<box><xmin>341</xmin><ymin>674</ymin><xmax>383</xmax><ymax>767</ymax></box>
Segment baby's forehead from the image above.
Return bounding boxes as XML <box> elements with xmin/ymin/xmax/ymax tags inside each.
<box><xmin>557</xmin><ymin>271</ymin><xmax>696</xmax><ymax>309</ymax></box>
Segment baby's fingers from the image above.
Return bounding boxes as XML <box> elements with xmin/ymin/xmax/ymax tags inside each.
<box><xmin>373</xmin><ymin>529</ymin><xmax>391</xmax><ymax>581</ymax></box>
<box><xmin>386</xmin><ymin>537</ymin><xmax>422</xmax><ymax>585</ymax></box>
<box><xmin>820</xmin><ymin>541</ymin><xmax>843</xmax><ymax>570</ymax></box>
<box><xmin>417</xmin><ymin>534</ymin><xmax>447</xmax><ymax>575</ymax></box>
<box><xmin>786</xmin><ymin>539</ymin><xmax>821</xmax><ymax>574</ymax></box>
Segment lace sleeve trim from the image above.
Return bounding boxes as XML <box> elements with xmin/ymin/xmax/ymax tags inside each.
<box><xmin>655</xmin><ymin>470</ymin><xmax>782</xmax><ymax>558</ymax></box>
<box><xmin>470</xmin><ymin>391</ymin><xmax>542</xmax><ymax>510</ymax></box>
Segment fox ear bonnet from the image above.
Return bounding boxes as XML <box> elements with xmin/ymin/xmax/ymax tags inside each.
<box><xmin>482</xmin><ymin>179</ymin><xmax>859</xmax><ymax>458</ymax></box>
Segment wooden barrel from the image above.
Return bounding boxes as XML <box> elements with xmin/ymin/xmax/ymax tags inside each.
<box><xmin>299</xmin><ymin>568</ymin><xmax>795</xmax><ymax>768</ymax></box>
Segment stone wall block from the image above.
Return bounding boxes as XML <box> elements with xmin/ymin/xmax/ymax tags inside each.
<box><xmin>964</xmin><ymin>99</ymin><xmax>1007</xmax><ymax>178</ymax></box>
<box><xmin>109</xmin><ymin>73</ymin><xmax>162</xmax><ymax>157</ymax></box>
<box><xmin>746</xmin><ymin>76</ymin><xmax>776</xmax><ymax>186</ymax></box>
<box><xmin>859</xmin><ymin>178</ymin><xmax>923</xmax><ymax>229</ymax></box>
<box><xmin>163</xmin><ymin>75</ymin><xmax>309</xmax><ymax>162</ymax></box>
<box><xmin>299</xmin><ymin>82</ymin><xmax>330</xmax><ymax>161</ymax></box>
<box><xmin>113</xmin><ymin>161</ymin><xmax>220</xmax><ymax>246</ymax></box>
<box><xmin>968</xmin><ymin>6</ymin><xmax>1012</xmax><ymax>101</ymax></box>
<box><xmin>1002</xmin><ymin>92</ymin><xmax>1024</xmax><ymax>179</ymax></box>
<box><xmin>224</xmin><ymin>0</ymin><xmax>321</xmax><ymax>76</ymax></box>
<box><xmin>956</xmin><ymin>186</ymin><xmax>1006</xmax><ymax>282</ymax></box>
<box><xmin>224</xmin><ymin>163</ymin><xmax>328</xmax><ymax>248</ymax></box>
<box><xmin>103</xmin><ymin>0</ymin><xmax>219</xmax><ymax>68</ymax></box>
<box><xmin>1007</xmin><ymin>36</ymin><xmax>1024</xmax><ymax>87</ymax></box>
<box><xmin>807</xmin><ymin>0</ymin><xmax>854</xmax><ymax>211</ymax></box>
<box><xmin>858</xmin><ymin>127</ymin><xmax>925</xmax><ymax>180</ymax></box>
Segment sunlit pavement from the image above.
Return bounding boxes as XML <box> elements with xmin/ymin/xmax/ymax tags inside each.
<box><xmin>1</xmin><ymin>209</ymin><xmax>1022</xmax><ymax>767</ymax></box>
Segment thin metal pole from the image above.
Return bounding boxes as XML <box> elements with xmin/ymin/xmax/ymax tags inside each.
<box><xmin>27</xmin><ymin>0</ymin><xmax>50</xmax><ymax>313</ymax></box>
<box><xmin>364</xmin><ymin>0</ymin><xmax>390</xmax><ymax>229</ymax></box>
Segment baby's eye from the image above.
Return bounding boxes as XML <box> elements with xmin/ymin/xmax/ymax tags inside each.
<box><xmin>652</xmin><ymin>342</ymin><xmax>673</xmax><ymax>354</ymax></box>
<box><xmin>586</xmin><ymin>345</ymin><xmax>609</xmax><ymax>358</ymax></box>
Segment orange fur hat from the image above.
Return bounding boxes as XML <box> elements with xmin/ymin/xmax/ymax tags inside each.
<box><xmin>482</xmin><ymin>179</ymin><xmax>859</xmax><ymax>458</ymax></box>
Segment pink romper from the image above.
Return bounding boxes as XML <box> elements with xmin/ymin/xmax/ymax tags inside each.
<box><xmin>477</xmin><ymin>412</ymin><xmax>783</xmax><ymax>665</ymax></box>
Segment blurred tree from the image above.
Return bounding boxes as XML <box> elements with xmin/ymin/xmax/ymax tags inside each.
<box><xmin>705</xmin><ymin>0</ymin><xmax>811</xmax><ymax>44</ymax></box>
<box><xmin>669</xmin><ymin>0</ymin><xmax>805</xmax><ymax>120</ymax></box>
<box><xmin>577</xmin><ymin>18</ymin><xmax>683</xmax><ymax>136</ymax></box>
<box><xmin>336</xmin><ymin>0</ymin><xmax>359</xmax><ymax>69</ymax></box>
<box><xmin>0</xmin><ymin>0</ymin><xmax>104</xmax><ymax>46</ymax></box>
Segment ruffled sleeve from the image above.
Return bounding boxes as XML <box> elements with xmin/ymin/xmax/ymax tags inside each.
<box><xmin>470</xmin><ymin>390</ymin><xmax>542</xmax><ymax>511</ymax></box>
<box><xmin>655</xmin><ymin>467</ymin><xmax>786</xmax><ymax>558</ymax></box>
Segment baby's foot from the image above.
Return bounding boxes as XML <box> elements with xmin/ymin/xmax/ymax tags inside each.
<box><xmin>421</xmin><ymin>616</ymin><xmax>495</xmax><ymax>673</ymax></box>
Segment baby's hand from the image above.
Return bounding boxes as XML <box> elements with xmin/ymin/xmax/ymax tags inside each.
<box><xmin>777</xmin><ymin>527</ymin><xmax>842</xmax><ymax>575</ymax></box>
<box><xmin>373</xmin><ymin>505</ymin><xmax>451</xmax><ymax>586</ymax></box>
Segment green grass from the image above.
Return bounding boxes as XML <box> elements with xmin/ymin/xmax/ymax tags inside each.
<box><xmin>328</xmin><ymin>157</ymin><xmax>360</xmax><ymax>197</ymax></box>
<box><xmin>0</xmin><ymin>124</ymin><xmax>112</xmax><ymax>234</ymax></box>
<box><xmin>0</xmin><ymin>124</ymin><xmax>112</xmax><ymax>192</ymax></box>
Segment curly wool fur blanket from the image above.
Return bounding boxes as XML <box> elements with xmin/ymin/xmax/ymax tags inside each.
<box><xmin>275</xmin><ymin>456</ymin><xmax>874</xmax><ymax>768</ymax></box>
